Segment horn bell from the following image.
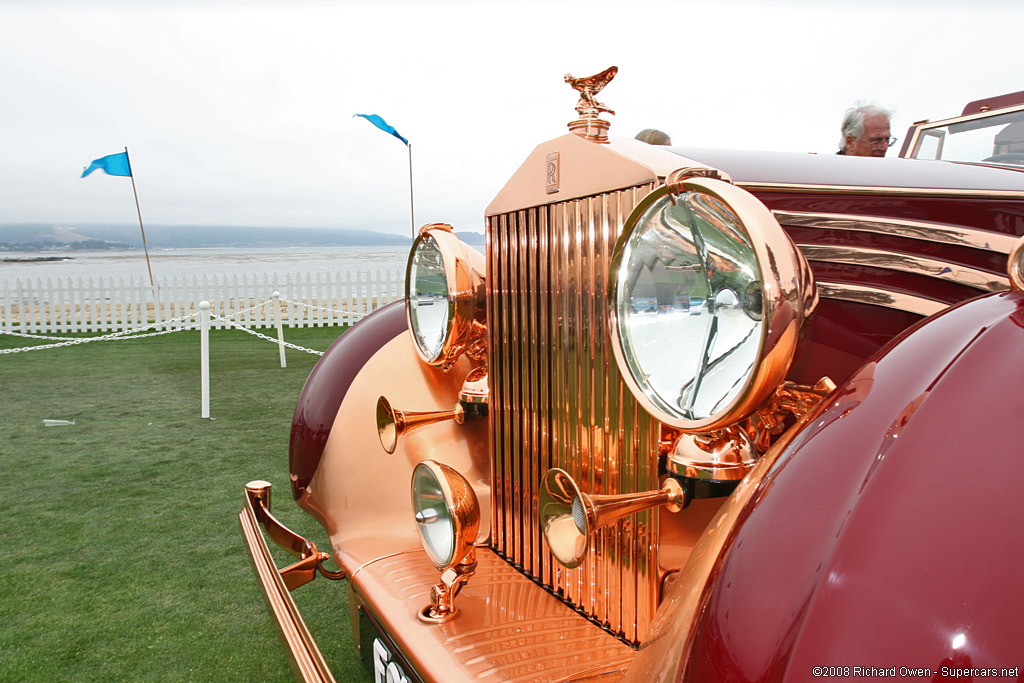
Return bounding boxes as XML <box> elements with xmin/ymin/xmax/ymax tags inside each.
<box><xmin>539</xmin><ymin>468</ymin><xmax>686</xmax><ymax>569</ymax></box>
<box><xmin>376</xmin><ymin>395</ymin><xmax>464</xmax><ymax>454</ymax></box>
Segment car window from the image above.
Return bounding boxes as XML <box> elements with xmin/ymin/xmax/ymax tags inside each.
<box><xmin>907</xmin><ymin>109</ymin><xmax>1024</xmax><ymax>165</ymax></box>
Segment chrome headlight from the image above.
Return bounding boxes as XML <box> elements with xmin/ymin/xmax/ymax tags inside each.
<box><xmin>405</xmin><ymin>224</ymin><xmax>486</xmax><ymax>367</ymax></box>
<box><xmin>411</xmin><ymin>460</ymin><xmax>480</xmax><ymax>570</ymax></box>
<box><xmin>408</xmin><ymin>234</ymin><xmax>449</xmax><ymax>361</ymax></box>
<box><xmin>609</xmin><ymin>172</ymin><xmax>816</xmax><ymax>431</ymax></box>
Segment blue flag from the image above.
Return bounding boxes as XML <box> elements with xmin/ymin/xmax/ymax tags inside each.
<box><xmin>354</xmin><ymin>113</ymin><xmax>409</xmax><ymax>146</ymax></box>
<box><xmin>82</xmin><ymin>152</ymin><xmax>132</xmax><ymax>178</ymax></box>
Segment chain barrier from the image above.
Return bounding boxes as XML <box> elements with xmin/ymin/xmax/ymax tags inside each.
<box><xmin>0</xmin><ymin>296</ymin><xmax>365</xmax><ymax>356</ymax></box>
<box><xmin>222</xmin><ymin>301</ymin><xmax>266</xmax><ymax>318</ymax></box>
<box><xmin>209</xmin><ymin>315</ymin><xmax>325</xmax><ymax>356</ymax></box>
<box><xmin>277</xmin><ymin>297</ymin><xmax>362</xmax><ymax>319</ymax></box>
<box><xmin>0</xmin><ymin>312</ymin><xmax>202</xmax><ymax>354</ymax></box>
<box><xmin>2</xmin><ymin>296</ymin><xmax>365</xmax><ymax>420</ymax></box>
<box><xmin>3</xmin><ymin>330</ymin><xmax>106</xmax><ymax>341</ymax></box>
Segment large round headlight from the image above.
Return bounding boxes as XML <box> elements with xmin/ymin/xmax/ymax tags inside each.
<box><xmin>411</xmin><ymin>460</ymin><xmax>480</xmax><ymax>570</ymax></box>
<box><xmin>408</xmin><ymin>235</ymin><xmax>449</xmax><ymax>361</ymax></box>
<box><xmin>405</xmin><ymin>224</ymin><xmax>486</xmax><ymax>367</ymax></box>
<box><xmin>609</xmin><ymin>174</ymin><xmax>815</xmax><ymax>431</ymax></box>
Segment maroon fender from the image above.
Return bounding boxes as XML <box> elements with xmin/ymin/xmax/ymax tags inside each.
<box><xmin>288</xmin><ymin>301</ymin><xmax>407</xmax><ymax>499</ymax></box>
<box><xmin>682</xmin><ymin>289</ymin><xmax>1024</xmax><ymax>680</ymax></box>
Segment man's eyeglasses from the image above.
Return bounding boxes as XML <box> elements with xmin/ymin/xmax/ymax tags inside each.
<box><xmin>864</xmin><ymin>136</ymin><xmax>897</xmax><ymax>148</ymax></box>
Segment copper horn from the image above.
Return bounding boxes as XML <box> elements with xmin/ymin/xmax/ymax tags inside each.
<box><xmin>375</xmin><ymin>395</ymin><xmax>465</xmax><ymax>455</ymax></box>
<box><xmin>539</xmin><ymin>468</ymin><xmax>686</xmax><ymax>569</ymax></box>
<box><xmin>376</xmin><ymin>368</ymin><xmax>488</xmax><ymax>454</ymax></box>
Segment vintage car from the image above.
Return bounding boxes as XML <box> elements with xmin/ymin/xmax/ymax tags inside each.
<box><xmin>240</xmin><ymin>69</ymin><xmax>1024</xmax><ymax>682</ymax></box>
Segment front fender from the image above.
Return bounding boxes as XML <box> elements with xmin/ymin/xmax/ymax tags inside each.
<box><xmin>293</xmin><ymin>306</ymin><xmax>488</xmax><ymax>576</ymax></box>
<box><xmin>674</xmin><ymin>289</ymin><xmax>1024</xmax><ymax>680</ymax></box>
<box><xmin>289</xmin><ymin>302</ymin><xmax>408</xmax><ymax>501</ymax></box>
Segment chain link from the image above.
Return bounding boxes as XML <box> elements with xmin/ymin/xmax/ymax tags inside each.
<box><xmin>278</xmin><ymin>297</ymin><xmax>364</xmax><ymax>318</ymax></box>
<box><xmin>210</xmin><ymin>315</ymin><xmax>325</xmax><ymax>356</ymax></box>
<box><xmin>213</xmin><ymin>301</ymin><xmax>266</xmax><ymax>318</ymax></box>
<box><xmin>0</xmin><ymin>324</ymin><xmax>198</xmax><ymax>354</ymax></box>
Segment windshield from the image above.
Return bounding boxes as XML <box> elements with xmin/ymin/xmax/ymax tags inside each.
<box><xmin>905</xmin><ymin>108</ymin><xmax>1024</xmax><ymax>165</ymax></box>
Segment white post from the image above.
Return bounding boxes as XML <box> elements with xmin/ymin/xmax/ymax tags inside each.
<box><xmin>272</xmin><ymin>291</ymin><xmax>287</xmax><ymax>368</ymax></box>
<box><xmin>200</xmin><ymin>300</ymin><xmax>211</xmax><ymax>419</ymax></box>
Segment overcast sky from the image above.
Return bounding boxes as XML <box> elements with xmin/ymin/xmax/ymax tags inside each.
<box><xmin>1</xmin><ymin>0</ymin><xmax>1021</xmax><ymax>236</ymax></box>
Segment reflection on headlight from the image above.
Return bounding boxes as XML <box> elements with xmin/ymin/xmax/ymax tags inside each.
<box><xmin>412</xmin><ymin>463</ymin><xmax>455</xmax><ymax>567</ymax></box>
<box><xmin>404</xmin><ymin>224</ymin><xmax>487</xmax><ymax>368</ymax></box>
<box><xmin>611</xmin><ymin>175</ymin><xmax>816</xmax><ymax>433</ymax></box>
<box><xmin>408</xmin><ymin>235</ymin><xmax>450</xmax><ymax>363</ymax></box>
<box><xmin>616</xmin><ymin>189</ymin><xmax>763</xmax><ymax>424</ymax></box>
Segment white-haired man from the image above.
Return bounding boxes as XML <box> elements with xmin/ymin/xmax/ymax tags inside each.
<box><xmin>838</xmin><ymin>104</ymin><xmax>895</xmax><ymax>157</ymax></box>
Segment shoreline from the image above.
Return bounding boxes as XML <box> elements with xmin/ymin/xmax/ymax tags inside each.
<box><xmin>1</xmin><ymin>256</ymin><xmax>74</xmax><ymax>263</ymax></box>
<box><xmin>0</xmin><ymin>245</ymin><xmax>410</xmax><ymax>282</ymax></box>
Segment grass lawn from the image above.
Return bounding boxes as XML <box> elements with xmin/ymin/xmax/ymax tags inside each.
<box><xmin>0</xmin><ymin>327</ymin><xmax>372</xmax><ymax>682</ymax></box>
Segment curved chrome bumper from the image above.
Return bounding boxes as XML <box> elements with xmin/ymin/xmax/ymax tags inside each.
<box><xmin>238</xmin><ymin>480</ymin><xmax>342</xmax><ymax>683</ymax></box>
<box><xmin>241</xmin><ymin>479</ymin><xmax>637</xmax><ymax>682</ymax></box>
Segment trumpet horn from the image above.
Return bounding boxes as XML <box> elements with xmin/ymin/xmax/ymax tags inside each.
<box><xmin>376</xmin><ymin>369</ymin><xmax>488</xmax><ymax>454</ymax></box>
<box><xmin>539</xmin><ymin>468</ymin><xmax>686</xmax><ymax>569</ymax></box>
<box><xmin>375</xmin><ymin>396</ymin><xmax>466</xmax><ymax>455</ymax></box>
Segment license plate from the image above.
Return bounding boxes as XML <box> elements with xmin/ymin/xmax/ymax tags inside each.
<box><xmin>372</xmin><ymin>637</ymin><xmax>412</xmax><ymax>683</ymax></box>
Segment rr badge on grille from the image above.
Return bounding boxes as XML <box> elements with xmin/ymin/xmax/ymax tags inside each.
<box><xmin>546</xmin><ymin>152</ymin><xmax>559</xmax><ymax>194</ymax></box>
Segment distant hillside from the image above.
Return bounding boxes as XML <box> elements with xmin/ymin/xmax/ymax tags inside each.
<box><xmin>0</xmin><ymin>223</ymin><xmax>491</xmax><ymax>251</ymax></box>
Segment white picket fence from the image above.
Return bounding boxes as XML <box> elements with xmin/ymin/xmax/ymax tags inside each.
<box><xmin>1</xmin><ymin>270</ymin><xmax>404</xmax><ymax>334</ymax></box>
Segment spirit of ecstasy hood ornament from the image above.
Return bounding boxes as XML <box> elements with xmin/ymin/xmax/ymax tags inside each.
<box><xmin>564</xmin><ymin>66</ymin><xmax>618</xmax><ymax>142</ymax></box>
<box><xmin>564</xmin><ymin>66</ymin><xmax>618</xmax><ymax>118</ymax></box>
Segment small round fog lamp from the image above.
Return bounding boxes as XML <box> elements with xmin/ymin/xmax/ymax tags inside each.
<box><xmin>411</xmin><ymin>461</ymin><xmax>480</xmax><ymax>570</ymax></box>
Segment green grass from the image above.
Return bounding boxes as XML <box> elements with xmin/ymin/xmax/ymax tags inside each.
<box><xmin>0</xmin><ymin>327</ymin><xmax>372</xmax><ymax>682</ymax></box>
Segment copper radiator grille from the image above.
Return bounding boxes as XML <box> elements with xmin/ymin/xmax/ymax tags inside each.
<box><xmin>486</xmin><ymin>184</ymin><xmax>660</xmax><ymax>644</ymax></box>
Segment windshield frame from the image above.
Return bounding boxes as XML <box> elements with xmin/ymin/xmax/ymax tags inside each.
<box><xmin>899</xmin><ymin>102</ymin><xmax>1024</xmax><ymax>166</ymax></box>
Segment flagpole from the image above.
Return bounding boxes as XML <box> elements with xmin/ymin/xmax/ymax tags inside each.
<box><xmin>408</xmin><ymin>143</ymin><xmax>415</xmax><ymax>238</ymax></box>
<box><xmin>123</xmin><ymin>146</ymin><xmax>154</xmax><ymax>287</ymax></box>
<box><xmin>353</xmin><ymin>114</ymin><xmax>414</xmax><ymax>237</ymax></box>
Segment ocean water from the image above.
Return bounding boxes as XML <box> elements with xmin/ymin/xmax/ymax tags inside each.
<box><xmin>0</xmin><ymin>245</ymin><xmax>410</xmax><ymax>283</ymax></box>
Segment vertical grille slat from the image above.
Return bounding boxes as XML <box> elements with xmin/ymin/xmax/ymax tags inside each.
<box><xmin>594</xmin><ymin>195</ymin><xmax>611</xmax><ymax>631</ymax></box>
<box><xmin>513</xmin><ymin>209</ymin><xmax>527</xmax><ymax>566</ymax></box>
<box><xmin>525</xmin><ymin>207</ymin><xmax>541</xmax><ymax>575</ymax></box>
<box><xmin>496</xmin><ymin>212</ymin><xmax>514</xmax><ymax>559</ymax></box>
<box><xmin>536</xmin><ymin>205</ymin><xmax>553</xmax><ymax>587</ymax></box>
<box><xmin>487</xmin><ymin>184</ymin><xmax>657</xmax><ymax>644</ymax></box>
<box><xmin>487</xmin><ymin>214</ymin><xmax>501</xmax><ymax>553</ymax></box>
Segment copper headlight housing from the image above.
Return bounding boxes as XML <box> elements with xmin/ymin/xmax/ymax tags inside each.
<box><xmin>411</xmin><ymin>460</ymin><xmax>480</xmax><ymax>570</ymax></box>
<box><xmin>608</xmin><ymin>172</ymin><xmax>816</xmax><ymax>431</ymax></box>
<box><xmin>406</xmin><ymin>224</ymin><xmax>486</xmax><ymax>367</ymax></box>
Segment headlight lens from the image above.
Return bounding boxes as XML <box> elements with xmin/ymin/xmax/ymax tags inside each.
<box><xmin>408</xmin><ymin>235</ymin><xmax>451</xmax><ymax>363</ymax></box>
<box><xmin>615</xmin><ymin>192</ymin><xmax>761</xmax><ymax>421</ymax></box>
<box><xmin>412</xmin><ymin>463</ymin><xmax>455</xmax><ymax>567</ymax></box>
<box><xmin>405</xmin><ymin>224</ymin><xmax>487</xmax><ymax>367</ymax></box>
<box><xmin>411</xmin><ymin>460</ymin><xmax>480</xmax><ymax>570</ymax></box>
<box><xmin>609</xmin><ymin>176</ymin><xmax>815</xmax><ymax>431</ymax></box>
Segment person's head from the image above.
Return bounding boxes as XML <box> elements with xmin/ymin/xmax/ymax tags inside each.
<box><xmin>635</xmin><ymin>128</ymin><xmax>671</xmax><ymax>145</ymax></box>
<box><xmin>839</xmin><ymin>104</ymin><xmax>894</xmax><ymax>157</ymax></box>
